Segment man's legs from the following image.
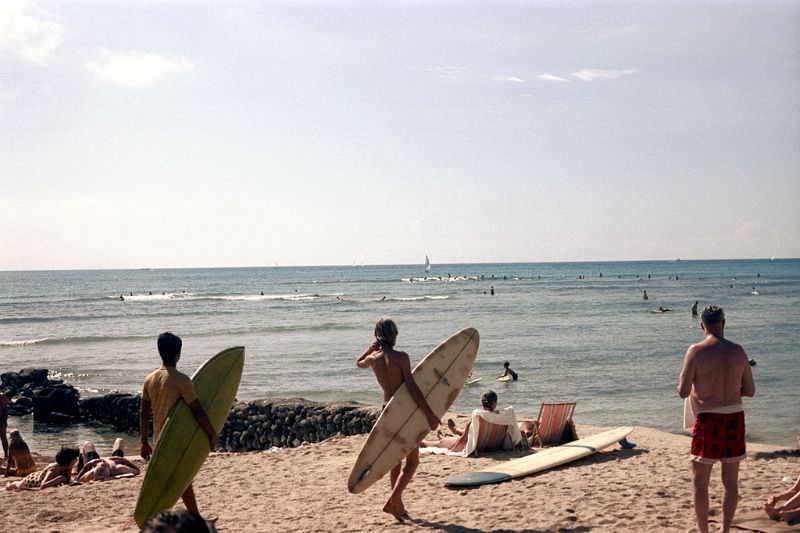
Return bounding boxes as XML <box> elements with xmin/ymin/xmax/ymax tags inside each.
<box><xmin>721</xmin><ymin>460</ymin><xmax>740</xmax><ymax>533</ymax></box>
<box><xmin>692</xmin><ymin>461</ymin><xmax>713</xmax><ymax>533</ymax></box>
<box><xmin>181</xmin><ymin>483</ymin><xmax>200</xmax><ymax>515</ymax></box>
<box><xmin>384</xmin><ymin>448</ymin><xmax>419</xmax><ymax>522</ymax></box>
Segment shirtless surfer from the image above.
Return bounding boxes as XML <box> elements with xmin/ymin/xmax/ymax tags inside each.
<box><xmin>678</xmin><ymin>305</ymin><xmax>756</xmax><ymax>533</ymax></box>
<box><xmin>356</xmin><ymin>318</ymin><xmax>439</xmax><ymax>522</ymax></box>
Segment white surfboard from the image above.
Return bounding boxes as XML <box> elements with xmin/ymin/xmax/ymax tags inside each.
<box><xmin>445</xmin><ymin>426</ymin><xmax>634</xmax><ymax>487</ymax></box>
<box><xmin>348</xmin><ymin>327</ymin><xmax>479</xmax><ymax>494</ymax></box>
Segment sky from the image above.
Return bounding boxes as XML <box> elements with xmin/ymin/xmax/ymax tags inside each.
<box><xmin>1</xmin><ymin>1</ymin><xmax>798</xmax><ymax>270</ymax></box>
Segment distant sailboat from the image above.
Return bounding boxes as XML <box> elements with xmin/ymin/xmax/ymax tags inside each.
<box><xmin>424</xmin><ymin>255</ymin><xmax>431</xmax><ymax>273</ymax></box>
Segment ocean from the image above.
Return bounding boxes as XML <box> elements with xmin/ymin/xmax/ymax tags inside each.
<box><xmin>1</xmin><ymin>259</ymin><xmax>798</xmax><ymax>452</ymax></box>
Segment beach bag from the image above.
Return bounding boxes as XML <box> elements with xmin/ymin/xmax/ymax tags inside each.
<box><xmin>558</xmin><ymin>420</ymin><xmax>578</xmax><ymax>444</ymax></box>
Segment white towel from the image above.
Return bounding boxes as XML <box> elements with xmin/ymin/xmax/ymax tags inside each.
<box><xmin>684</xmin><ymin>398</ymin><xmax>744</xmax><ymax>431</ymax></box>
<box><xmin>456</xmin><ymin>407</ymin><xmax>523</xmax><ymax>457</ymax></box>
<box><xmin>683</xmin><ymin>397</ymin><xmax>696</xmax><ymax>432</ymax></box>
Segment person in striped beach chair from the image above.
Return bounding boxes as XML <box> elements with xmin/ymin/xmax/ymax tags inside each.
<box><xmin>421</xmin><ymin>390</ymin><xmax>523</xmax><ymax>457</ymax></box>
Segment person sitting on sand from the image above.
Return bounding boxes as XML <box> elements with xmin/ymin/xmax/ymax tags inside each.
<box><xmin>4</xmin><ymin>429</ymin><xmax>36</xmax><ymax>477</ymax></box>
<box><xmin>5</xmin><ymin>446</ymin><xmax>80</xmax><ymax>491</ymax></box>
<box><xmin>765</xmin><ymin>473</ymin><xmax>800</xmax><ymax>524</ymax></box>
<box><xmin>518</xmin><ymin>419</ymin><xmax>538</xmax><ymax>443</ymax></box>
<box><xmin>421</xmin><ymin>390</ymin><xmax>499</xmax><ymax>450</ymax></box>
<box><xmin>497</xmin><ymin>361</ymin><xmax>518</xmax><ymax>381</ymax></box>
<box><xmin>76</xmin><ymin>439</ymin><xmax>139</xmax><ymax>482</ymax></box>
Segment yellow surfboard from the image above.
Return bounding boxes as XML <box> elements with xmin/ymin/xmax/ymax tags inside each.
<box><xmin>348</xmin><ymin>327</ymin><xmax>479</xmax><ymax>494</ymax></box>
<box><xmin>134</xmin><ymin>346</ymin><xmax>245</xmax><ymax>527</ymax></box>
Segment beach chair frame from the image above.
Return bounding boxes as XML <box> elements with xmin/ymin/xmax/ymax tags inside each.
<box><xmin>473</xmin><ymin>416</ymin><xmax>511</xmax><ymax>457</ymax></box>
<box><xmin>531</xmin><ymin>402</ymin><xmax>576</xmax><ymax>447</ymax></box>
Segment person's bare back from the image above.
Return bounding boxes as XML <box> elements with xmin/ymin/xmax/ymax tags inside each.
<box><xmin>370</xmin><ymin>347</ymin><xmax>412</xmax><ymax>403</ymax></box>
<box><xmin>680</xmin><ymin>335</ymin><xmax>754</xmax><ymax>410</ymax></box>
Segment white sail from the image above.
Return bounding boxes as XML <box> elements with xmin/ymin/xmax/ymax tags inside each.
<box><xmin>424</xmin><ymin>255</ymin><xmax>431</xmax><ymax>273</ymax></box>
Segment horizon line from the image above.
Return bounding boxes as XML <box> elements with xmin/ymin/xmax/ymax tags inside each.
<box><xmin>0</xmin><ymin>257</ymin><xmax>794</xmax><ymax>274</ymax></box>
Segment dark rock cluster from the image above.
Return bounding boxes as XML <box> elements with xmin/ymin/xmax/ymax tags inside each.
<box><xmin>79</xmin><ymin>395</ymin><xmax>379</xmax><ymax>452</ymax></box>
<box><xmin>219</xmin><ymin>399</ymin><xmax>379</xmax><ymax>452</ymax></box>
<box><xmin>1</xmin><ymin>368</ymin><xmax>80</xmax><ymax>422</ymax></box>
<box><xmin>79</xmin><ymin>393</ymin><xmax>143</xmax><ymax>434</ymax></box>
<box><xmin>3</xmin><ymin>368</ymin><xmax>379</xmax><ymax>451</ymax></box>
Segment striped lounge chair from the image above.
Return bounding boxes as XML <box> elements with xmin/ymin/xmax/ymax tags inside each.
<box><xmin>531</xmin><ymin>402</ymin><xmax>576</xmax><ymax>447</ymax></box>
<box><xmin>452</xmin><ymin>407</ymin><xmax>523</xmax><ymax>457</ymax></box>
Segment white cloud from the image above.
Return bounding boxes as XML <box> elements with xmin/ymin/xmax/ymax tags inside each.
<box><xmin>572</xmin><ymin>68</ymin><xmax>638</xmax><ymax>82</ymax></box>
<box><xmin>87</xmin><ymin>48</ymin><xmax>194</xmax><ymax>89</ymax></box>
<box><xmin>0</xmin><ymin>88</ymin><xmax>13</xmax><ymax>115</ymax></box>
<box><xmin>0</xmin><ymin>1</ymin><xmax>64</xmax><ymax>65</ymax></box>
<box><xmin>431</xmin><ymin>66</ymin><xmax>467</xmax><ymax>80</ymax></box>
<box><xmin>492</xmin><ymin>75</ymin><xmax>525</xmax><ymax>83</ymax></box>
<box><xmin>536</xmin><ymin>74</ymin><xmax>570</xmax><ymax>83</ymax></box>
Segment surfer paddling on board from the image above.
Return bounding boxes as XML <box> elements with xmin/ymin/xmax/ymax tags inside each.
<box><xmin>678</xmin><ymin>306</ymin><xmax>756</xmax><ymax>533</ymax></box>
<box><xmin>356</xmin><ymin>318</ymin><xmax>439</xmax><ymax>522</ymax></box>
<box><xmin>496</xmin><ymin>361</ymin><xmax>518</xmax><ymax>381</ymax></box>
<box><xmin>140</xmin><ymin>332</ymin><xmax>219</xmax><ymax>520</ymax></box>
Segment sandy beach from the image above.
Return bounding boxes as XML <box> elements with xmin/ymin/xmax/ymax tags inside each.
<box><xmin>2</xmin><ymin>417</ymin><xmax>798</xmax><ymax>533</ymax></box>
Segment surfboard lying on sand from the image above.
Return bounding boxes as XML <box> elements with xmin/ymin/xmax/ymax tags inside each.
<box><xmin>134</xmin><ymin>346</ymin><xmax>245</xmax><ymax>527</ymax></box>
<box><xmin>445</xmin><ymin>426</ymin><xmax>634</xmax><ymax>487</ymax></box>
<box><xmin>348</xmin><ymin>327</ymin><xmax>479</xmax><ymax>494</ymax></box>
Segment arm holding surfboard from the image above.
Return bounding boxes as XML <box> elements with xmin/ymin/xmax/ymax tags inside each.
<box><xmin>399</xmin><ymin>353</ymin><xmax>439</xmax><ymax>431</ymax></box>
<box><xmin>355</xmin><ymin>338</ymin><xmax>438</xmax><ymax>430</ymax></box>
<box><xmin>140</xmin><ymin>395</ymin><xmax>219</xmax><ymax>461</ymax></box>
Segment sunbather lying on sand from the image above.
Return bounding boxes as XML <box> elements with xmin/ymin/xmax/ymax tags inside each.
<box><xmin>76</xmin><ymin>439</ymin><xmax>139</xmax><ymax>482</ymax></box>
<box><xmin>5</xmin><ymin>447</ymin><xmax>79</xmax><ymax>491</ymax></box>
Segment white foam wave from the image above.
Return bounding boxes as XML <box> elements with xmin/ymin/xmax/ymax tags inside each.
<box><xmin>116</xmin><ymin>292</ymin><xmax>195</xmax><ymax>301</ymax></box>
<box><xmin>390</xmin><ymin>295</ymin><xmax>450</xmax><ymax>302</ymax></box>
<box><xmin>402</xmin><ymin>276</ymin><xmax>479</xmax><ymax>282</ymax></box>
<box><xmin>0</xmin><ymin>338</ymin><xmax>51</xmax><ymax>347</ymax></box>
<box><xmin>216</xmin><ymin>294</ymin><xmax>320</xmax><ymax>302</ymax></box>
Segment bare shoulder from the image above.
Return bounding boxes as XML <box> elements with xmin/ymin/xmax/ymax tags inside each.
<box><xmin>388</xmin><ymin>350</ymin><xmax>412</xmax><ymax>364</ymax></box>
<box><xmin>685</xmin><ymin>341</ymin><xmax>703</xmax><ymax>357</ymax></box>
<box><xmin>723</xmin><ymin>339</ymin><xmax>748</xmax><ymax>358</ymax></box>
<box><xmin>725</xmin><ymin>339</ymin><xmax>745</xmax><ymax>351</ymax></box>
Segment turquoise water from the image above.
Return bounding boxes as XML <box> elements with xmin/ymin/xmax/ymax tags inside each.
<box><xmin>1</xmin><ymin>259</ymin><xmax>798</xmax><ymax>450</ymax></box>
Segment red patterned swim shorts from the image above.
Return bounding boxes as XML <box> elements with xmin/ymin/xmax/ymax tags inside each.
<box><xmin>690</xmin><ymin>411</ymin><xmax>746</xmax><ymax>464</ymax></box>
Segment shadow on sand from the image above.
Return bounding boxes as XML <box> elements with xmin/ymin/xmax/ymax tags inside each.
<box><xmin>751</xmin><ymin>449</ymin><xmax>800</xmax><ymax>460</ymax></box>
<box><xmin>409</xmin><ymin>518</ymin><xmax>592</xmax><ymax>533</ymax></box>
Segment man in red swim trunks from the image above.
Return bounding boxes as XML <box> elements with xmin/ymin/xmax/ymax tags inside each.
<box><xmin>678</xmin><ymin>305</ymin><xmax>756</xmax><ymax>533</ymax></box>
